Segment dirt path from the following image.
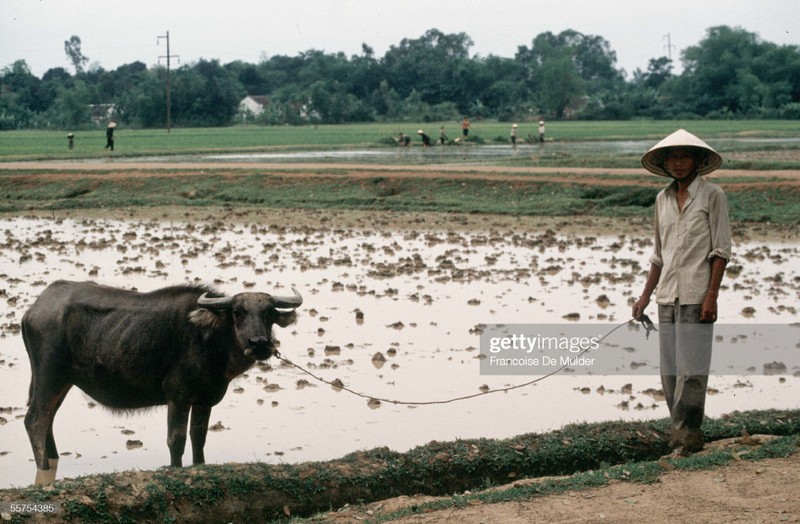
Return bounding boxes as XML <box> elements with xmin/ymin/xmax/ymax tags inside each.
<box><xmin>329</xmin><ymin>438</ymin><xmax>800</xmax><ymax>523</ymax></box>
<box><xmin>2</xmin><ymin>161</ymin><xmax>800</xmax><ymax>190</ymax></box>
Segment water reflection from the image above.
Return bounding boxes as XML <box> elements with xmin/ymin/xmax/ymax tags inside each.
<box><xmin>35</xmin><ymin>137</ymin><xmax>800</xmax><ymax>166</ymax></box>
<box><xmin>199</xmin><ymin>138</ymin><xmax>800</xmax><ymax>163</ymax></box>
<box><xmin>0</xmin><ymin>210</ymin><xmax>797</xmax><ymax>488</ymax></box>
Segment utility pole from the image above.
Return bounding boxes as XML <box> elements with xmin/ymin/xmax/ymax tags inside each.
<box><xmin>157</xmin><ymin>31</ymin><xmax>179</xmax><ymax>133</ymax></box>
<box><xmin>663</xmin><ymin>33</ymin><xmax>675</xmax><ymax>62</ymax></box>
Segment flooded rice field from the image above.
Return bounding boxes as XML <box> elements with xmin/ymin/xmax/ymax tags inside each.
<box><xmin>57</xmin><ymin>137</ymin><xmax>800</xmax><ymax>165</ymax></box>
<box><xmin>0</xmin><ymin>209</ymin><xmax>798</xmax><ymax>488</ymax></box>
<box><xmin>199</xmin><ymin>138</ymin><xmax>800</xmax><ymax>164</ymax></box>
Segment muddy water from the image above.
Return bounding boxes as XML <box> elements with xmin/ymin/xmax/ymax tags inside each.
<box><xmin>96</xmin><ymin>137</ymin><xmax>800</xmax><ymax>165</ymax></box>
<box><xmin>0</xmin><ymin>210</ymin><xmax>797</xmax><ymax>488</ymax></box>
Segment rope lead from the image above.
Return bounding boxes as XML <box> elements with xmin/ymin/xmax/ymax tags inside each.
<box><xmin>275</xmin><ymin>317</ymin><xmax>641</xmax><ymax>406</ymax></box>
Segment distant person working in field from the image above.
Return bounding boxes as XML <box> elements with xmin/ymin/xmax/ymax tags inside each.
<box><xmin>395</xmin><ymin>133</ymin><xmax>411</xmax><ymax>147</ymax></box>
<box><xmin>438</xmin><ymin>125</ymin><xmax>448</xmax><ymax>145</ymax></box>
<box><xmin>538</xmin><ymin>120</ymin><xmax>545</xmax><ymax>143</ymax></box>
<box><xmin>417</xmin><ymin>129</ymin><xmax>431</xmax><ymax>147</ymax></box>
<box><xmin>461</xmin><ymin>117</ymin><xmax>470</xmax><ymax>140</ymax></box>
<box><xmin>510</xmin><ymin>123</ymin><xmax>518</xmax><ymax>148</ymax></box>
<box><xmin>632</xmin><ymin>129</ymin><xmax>731</xmax><ymax>458</ymax></box>
<box><xmin>105</xmin><ymin>122</ymin><xmax>116</xmax><ymax>150</ymax></box>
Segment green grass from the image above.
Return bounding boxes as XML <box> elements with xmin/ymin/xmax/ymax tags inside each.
<box><xmin>1</xmin><ymin>120</ymin><xmax>799</xmax><ymax>160</ymax></box>
<box><xmin>2</xmin><ymin>171</ymin><xmax>797</xmax><ymax>223</ymax></box>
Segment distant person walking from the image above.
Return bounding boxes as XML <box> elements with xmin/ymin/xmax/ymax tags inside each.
<box><xmin>105</xmin><ymin>122</ymin><xmax>116</xmax><ymax>151</ymax></box>
<box><xmin>538</xmin><ymin>120</ymin><xmax>545</xmax><ymax>143</ymax></box>
<box><xmin>510</xmin><ymin>123</ymin><xmax>518</xmax><ymax>147</ymax></box>
<box><xmin>461</xmin><ymin>117</ymin><xmax>471</xmax><ymax>140</ymax></box>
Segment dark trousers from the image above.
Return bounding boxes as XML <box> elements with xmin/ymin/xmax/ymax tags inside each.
<box><xmin>658</xmin><ymin>301</ymin><xmax>713</xmax><ymax>448</ymax></box>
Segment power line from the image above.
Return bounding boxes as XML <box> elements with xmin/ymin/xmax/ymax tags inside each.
<box><xmin>663</xmin><ymin>33</ymin><xmax>675</xmax><ymax>62</ymax></box>
<box><xmin>157</xmin><ymin>31</ymin><xmax>179</xmax><ymax>133</ymax></box>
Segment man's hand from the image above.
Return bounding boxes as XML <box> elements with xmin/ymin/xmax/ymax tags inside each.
<box><xmin>701</xmin><ymin>293</ymin><xmax>718</xmax><ymax>323</ymax></box>
<box><xmin>632</xmin><ymin>296</ymin><xmax>650</xmax><ymax>321</ymax></box>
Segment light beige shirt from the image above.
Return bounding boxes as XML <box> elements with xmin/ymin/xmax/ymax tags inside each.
<box><xmin>649</xmin><ymin>176</ymin><xmax>732</xmax><ymax>305</ymax></box>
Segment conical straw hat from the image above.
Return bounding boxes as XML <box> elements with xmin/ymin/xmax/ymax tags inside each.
<box><xmin>641</xmin><ymin>129</ymin><xmax>722</xmax><ymax>177</ymax></box>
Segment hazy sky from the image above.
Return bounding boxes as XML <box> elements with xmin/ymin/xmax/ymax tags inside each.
<box><xmin>3</xmin><ymin>0</ymin><xmax>798</xmax><ymax>78</ymax></box>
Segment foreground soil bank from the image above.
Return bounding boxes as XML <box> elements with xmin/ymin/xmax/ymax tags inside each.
<box><xmin>1</xmin><ymin>161</ymin><xmax>798</xmax><ymax>223</ymax></box>
<box><xmin>1</xmin><ymin>410</ymin><xmax>798</xmax><ymax>523</ymax></box>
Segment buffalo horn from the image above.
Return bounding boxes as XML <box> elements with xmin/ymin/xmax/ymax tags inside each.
<box><xmin>271</xmin><ymin>287</ymin><xmax>303</xmax><ymax>309</ymax></box>
<box><xmin>197</xmin><ymin>293</ymin><xmax>233</xmax><ymax>309</ymax></box>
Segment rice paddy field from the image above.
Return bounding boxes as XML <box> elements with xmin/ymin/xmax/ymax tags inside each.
<box><xmin>0</xmin><ymin>120</ymin><xmax>798</xmax><ymax>522</ymax></box>
<box><xmin>1</xmin><ymin>120</ymin><xmax>799</xmax><ymax>160</ymax></box>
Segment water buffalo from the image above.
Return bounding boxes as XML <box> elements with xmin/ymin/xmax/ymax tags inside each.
<box><xmin>22</xmin><ymin>280</ymin><xmax>302</xmax><ymax>484</ymax></box>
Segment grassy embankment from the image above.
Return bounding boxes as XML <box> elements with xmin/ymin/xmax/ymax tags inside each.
<box><xmin>1</xmin><ymin>120</ymin><xmax>799</xmax><ymax>223</ymax></box>
<box><xmin>2</xmin><ymin>170</ymin><xmax>798</xmax><ymax>223</ymax></box>
<box><xmin>0</xmin><ymin>410</ymin><xmax>798</xmax><ymax>522</ymax></box>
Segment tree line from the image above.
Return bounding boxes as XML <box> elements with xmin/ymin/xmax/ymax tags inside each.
<box><xmin>1</xmin><ymin>25</ymin><xmax>799</xmax><ymax>130</ymax></box>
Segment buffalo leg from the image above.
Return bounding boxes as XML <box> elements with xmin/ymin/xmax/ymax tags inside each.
<box><xmin>190</xmin><ymin>405</ymin><xmax>212</xmax><ymax>465</ymax></box>
<box><xmin>43</xmin><ymin>392</ymin><xmax>69</xmax><ymax>476</ymax></box>
<box><xmin>25</xmin><ymin>383</ymin><xmax>71</xmax><ymax>484</ymax></box>
<box><xmin>166</xmin><ymin>401</ymin><xmax>191</xmax><ymax>467</ymax></box>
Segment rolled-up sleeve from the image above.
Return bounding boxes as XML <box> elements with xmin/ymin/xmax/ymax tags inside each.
<box><xmin>707</xmin><ymin>187</ymin><xmax>732</xmax><ymax>262</ymax></box>
<box><xmin>648</xmin><ymin>190</ymin><xmax>665</xmax><ymax>268</ymax></box>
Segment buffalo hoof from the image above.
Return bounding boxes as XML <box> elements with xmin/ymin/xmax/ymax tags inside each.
<box><xmin>35</xmin><ymin>467</ymin><xmax>57</xmax><ymax>485</ymax></box>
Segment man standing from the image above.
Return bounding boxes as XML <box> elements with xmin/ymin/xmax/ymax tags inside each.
<box><xmin>632</xmin><ymin>129</ymin><xmax>731</xmax><ymax>457</ymax></box>
<box><xmin>105</xmin><ymin>122</ymin><xmax>116</xmax><ymax>151</ymax></box>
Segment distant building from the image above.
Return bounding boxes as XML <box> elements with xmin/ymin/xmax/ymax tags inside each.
<box><xmin>89</xmin><ymin>104</ymin><xmax>117</xmax><ymax>127</ymax></box>
<box><xmin>563</xmin><ymin>96</ymin><xmax>590</xmax><ymax>119</ymax></box>
<box><xmin>238</xmin><ymin>95</ymin><xmax>271</xmax><ymax>119</ymax></box>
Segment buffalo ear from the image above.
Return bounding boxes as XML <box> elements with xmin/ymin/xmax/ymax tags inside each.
<box><xmin>275</xmin><ymin>311</ymin><xmax>297</xmax><ymax>328</ymax></box>
<box><xmin>189</xmin><ymin>308</ymin><xmax>224</xmax><ymax>329</ymax></box>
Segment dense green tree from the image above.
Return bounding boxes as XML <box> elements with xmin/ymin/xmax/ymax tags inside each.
<box><xmin>1</xmin><ymin>60</ymin><xmax>41</xmax><ymax>111</ymax></box>
<box><xmin>309</xmin><ymin>79</ymin><xmax>371</xmax><ymax>123</ymax></box>
<box><xmin>0</xmin><ymin>90</ymin><xmax>32</xmax><ymax>129</ymax></box>
<box><xmin>1</xmin><ymin>25</ymin><xmax>798</xmax><ymax>128</ymax></box>
<box><xmin>382</xmin><ymin>28</ymin><xmax>475</xmax><ymax>105</ymax></box>
<box><xmin>516</xmin><ymin>30</ymin><xmax>620</xmax><ymax>118</ymax></box>
<box><xmin>127</xmin><ymin>68</ymin><xmax>167</xmax><ymax>127</ymax></box>
<box><xmin>371</xmin><ymin>79</ymin><xmax>402</xmax><ymax>119</ymax></box>
<box><xmin>168</xmin><ymin>59</ymin><xmax>245</xmax><ymax>126</ymax></box>
<box><xmin>634</xmin><ymin>57</ymin><xmax>674</xmax><ymax>90</ymax></box>
<box><xmin>41</xmin><ymin>67</ymin><xmax>73</xmax><ymax>110</ymax></box>
<box><xmin>539</xmin><ymin>55</ymin><xmax>585</xmax><ymax>118</ymax></box>
<box><xmin>64</xmin><ymin>35</ymin><xmax>89</xmax><ymax>74</ymax></box>
<box><xmin>348</xmin><ymin>44</ymin><xmax>381</xmax><ymax>100</ymax></box>
<box><xmin>46</xmin><ymin>79</ymin><xmax>92</xmax><ymax>128</ymax></box>
<box><xmin>228</xmin><ymin>61</ymin><xmax>269</xmax><ymax>96</ymax></box>
<box><xmin>680</xmin><ymin>25</ymin><xmax>800</xmax><ymax>116</ymax></box>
